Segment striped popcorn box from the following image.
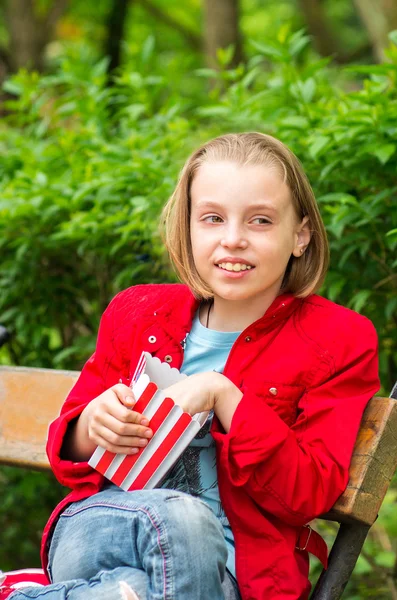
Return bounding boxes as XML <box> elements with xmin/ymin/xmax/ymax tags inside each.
<box><xmin>89</xmin><ymin>352</ymin><xmax>208</xmax><ymax>491</ymax></box>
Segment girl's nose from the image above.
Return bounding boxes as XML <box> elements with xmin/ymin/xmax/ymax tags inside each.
<box><xmin>220</xmin><ymin>227</ymin><xmax>248</xmax><ymax>249</ymax></box>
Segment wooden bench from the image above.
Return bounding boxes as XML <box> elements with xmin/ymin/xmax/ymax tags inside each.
<box><xmin>0</xmin><ymin>365</ymin><xmax>397</xmax><ymax>600</ymax></box>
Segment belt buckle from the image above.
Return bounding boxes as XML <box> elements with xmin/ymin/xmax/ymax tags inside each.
<box><xmin>296</xmin><ymin>524</ymin><xmax>312</xmax><ymax>551</ymax></box>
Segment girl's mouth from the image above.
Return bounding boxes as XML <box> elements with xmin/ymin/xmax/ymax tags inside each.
<box><xmin>215</xmin><ymin>264</ymin><xmax>255</xmax><ymax>278</ymax></box>
<box><xmin>215</xmin><ymin>262</ymin><xmax>254</xmax><ymax>273</ymax></box>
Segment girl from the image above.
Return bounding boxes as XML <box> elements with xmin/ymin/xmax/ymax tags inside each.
<box><xmin>1</xmin><ymin>132</ymin><xmax>379</xmax><ymax>600</ymax></box>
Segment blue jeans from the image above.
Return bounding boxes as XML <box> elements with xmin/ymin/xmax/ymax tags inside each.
<box><xmin>10</xmin><ymin>486</ymin><xmax>241</xmax><ymax>600</ymax></box>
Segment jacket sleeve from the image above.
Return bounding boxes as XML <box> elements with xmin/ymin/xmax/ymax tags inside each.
<box><xmin>211</xmin><ymin>315</ymin><xmax>380</xmax><ymax>526</ymax></box>
<box><xmin>46</xmin><ymin>292</ymin><xmax>125</xmax><ymax>489</ymax></box>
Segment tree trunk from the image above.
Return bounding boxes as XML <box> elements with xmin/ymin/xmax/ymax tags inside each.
<box><xmin>203</xmin><ymin>0</ymin><xmax>243</xmax><ymax>69</ymax></box>
<box><xmin>105</xmin><ymin>0</ymin><xmax>131</xmax><ymax>74</ymax></box>
<box><xmin>354</xmin><ymin>0</ymin><xmax>397</xmax><ymax>61</ymax></box>
<box><xmin>4</xmin><ymin>0</ymin><xmax>69</xmax><ymax>73</ymax></box>
<box><xmin>5</xmin><ymin>0</ymin><xmax>44</xmax><ymax>71</ymax></box>
<box><xmin>383</xmin><ymin>0</ymin><xmax>397</xmax><ymax>30</ymax></box>
<box><xmin>297</xmin><ymin>0</ymin><xmax>342</xmax><ymax>58</ymax></box>
<box><xmin>138</xmin><ymin>0</ymin><xmax>201</xmax><ymax>51</ymax></box>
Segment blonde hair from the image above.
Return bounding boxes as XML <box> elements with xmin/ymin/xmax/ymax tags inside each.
<box><xmin>160</xmin><ymin>132</ymin><xmax>329</xmax><ymax>299</ymax></box>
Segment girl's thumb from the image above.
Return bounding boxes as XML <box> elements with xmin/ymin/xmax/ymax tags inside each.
<box><xmin>122</xmin><ymin>393</ymin><xmax>136</xmax><ymax>408</ymax></box>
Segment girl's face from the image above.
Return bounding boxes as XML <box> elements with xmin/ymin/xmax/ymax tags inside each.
<box><xmin>190</xmin><ymin>160</ymin><xmax>310</xmax><ymax>306</ymax></box>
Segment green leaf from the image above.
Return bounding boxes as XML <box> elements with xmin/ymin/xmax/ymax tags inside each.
<box><xmin>35</xmin><ymin>172</ymin><xmax>48</xmax><ymax>187</ymax></box>
<box><xmin>388</xmin><ymin>30</ymin><xmax>397</xmax><ymax>46</ymax></box>
<box><xmin>338</xmin><ymin>245</ymin><xmax>357</xmax><ymax>268</ymax></box>
<box><xmin>288</xmin><ymin>30</ymin><xmax>310</xmax><ymax>57</ymax></box>
<box><xmin>280</xmin><ymin>116</ymin><xmax>309</xmax><ymax>129</ymax></box>
<box><xmin>374</xmin><ymin>550</ymin><xmax>395</xmax><ymax>568</ymax></box>
<box><xmin>386</xmin><ymin>228</ymin><xmax>397</xmax><ymax>239</ymax></box>
<box><xmin>300</xmin><ymin>78</ymin><xmax>316</xmax><ymax>103</ymax></box>
<box><xmin>358</xmin><ymin>240</ymin><xmax>371</xmax><ymax>259</ymax></box>
<box><xmin>385</xmin><ymin>298</ymin><xmax>397</xmax><ymax>320</ymax></box>
<box><xmin>317</xmin><ymin>193</ymin><xmax>357</xmax><ymax>205</ymax></box>
<box><xmin>141</xmin><ymin>35</ymin><xmax>155</xmax><ymax>64</ymax></box>
<box><xmin>196</xmin><ymin>106</ymin><xmax>230</xmax><ymax>117</ymax></box>
<box><xmin>241</xmin><ymin>67</ymin><xmax>261</xmax><ymax>89</ymax></box>
<box><xmin>0</xmin><ymin>307</ymin><xmax>19</xmax><ymax>323</ymax></box>
<box><xmin>216</xmin><ymin>45</ymin><xmax>235</xmax><ymax>68</ymax></box>
<box><xmin>2</xmin><ymin>79</ymin><xmax>22</xmax><ymax>96</ymax></box>
<box><xmin>344</xmin><ymin>63</ymin><xmax>397</xmax><ymax>75</ymax></box>
<box><xmin>309</xmin><ymin>136</ymin><xmax>330</xmax><ymax>159</ymax></box>
<box><xmin>349</xmin><ymin>290</ymin><xmax>371</xmax><ymax>313</ymax></box>
<box><xmin>319</xmin><ymin>160</ymin><xmax>339</xmax><ymax>180</ymax></box>
<box><xmin>371</xmin><ymin>144</ymin><xmax>396</xmax><ymax>165</ymax></box>
<box><xmin>327</xmin><ymin>278</ymin><xmax>346</xmax><ymax>302</ymax></box>
<box><xmin>250</xmin><ymin>40</ymin><xmax>285</xmax><ymax>60</ymax></box>
<box><xmin>353</xmin><ymin>554</ymin><xmax>372</xmax><ymax>574</ymax></box>
<box><xmin>195</xmin><ymin>68</ymin><xmax>219</xmax><ymax>79</ymax></box>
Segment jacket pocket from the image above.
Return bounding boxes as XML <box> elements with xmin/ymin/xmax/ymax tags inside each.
<box><xmin>245</xmin><ymin>380</ymin><xmax>305</xmax><ymax>427</ymax></box>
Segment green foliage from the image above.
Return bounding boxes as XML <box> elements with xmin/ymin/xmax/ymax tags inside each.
<box><xmin>0</xmin><ymin>27</ymin><xmax>396</xmax><ymax>597</ymax></box>
<box><xmin>0</xmin><ymin>48</ymin><xmax>191</xmax><ymax>369</ymax></box>
<box><xmin>0</xmin><ymin>467</ymin><xmax>66</xmax><ymax>570</ymax></box>
<box><xmin>311</xmin><ymin>481</ymin><xmax>397</xmax><ymax>598</ymax></box>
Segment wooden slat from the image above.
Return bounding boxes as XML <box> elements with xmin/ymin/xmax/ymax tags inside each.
<box><xmin>0</xmin><ymin>366</ymin><xmax>79</xmax><ymax>470</ymax></box>
<box><xmin>325</xmin><ymin>396</ymin><xmax>397</xmax><ymax>525</ymax></box>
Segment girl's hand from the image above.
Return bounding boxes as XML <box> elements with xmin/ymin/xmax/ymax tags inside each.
<box><xmin>82</xmin><ymin>383</ymin><xmax>153</xmax><ymax>455</ymax></box>
<box><xmin>163</xmin><ymin>372</ymin><xmax>227</xmax><ymax>416</ymax></box>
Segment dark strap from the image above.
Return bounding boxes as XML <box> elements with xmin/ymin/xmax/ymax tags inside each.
<box><xmin>296</xmin><ymin>525</ymin><xmax>328</xmax><ymax>569</ymax></box>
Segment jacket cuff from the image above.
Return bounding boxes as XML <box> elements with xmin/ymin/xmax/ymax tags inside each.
<box><xmin>211</xmin><ymin>390</ymin><xmax>290</xmax><ymax>486</ymax></box>
<box><xmin>46</xmin><ymin>405</ymin><xmax>102</xmax><ymax>488</ymax></box>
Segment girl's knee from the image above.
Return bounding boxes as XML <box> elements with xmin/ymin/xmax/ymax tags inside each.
<box><xmin>163</xmin><ymin>493</ymin><xmax>227</xmax><ymax>553</ymax></box>
<box><xmin>164</xmin><ymin>492</ymin><xmax>219</xmax><ymax>527</ymax></box>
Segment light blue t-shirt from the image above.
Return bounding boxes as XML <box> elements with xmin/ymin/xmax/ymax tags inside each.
<box><xmin>162</xmin><ymin>309</ymin><xmax>241</xmax><ymax>577</ymax></box>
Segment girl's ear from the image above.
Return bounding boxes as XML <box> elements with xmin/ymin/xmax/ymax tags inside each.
<box><xmin>292</xmin><ymin>215</ymin><xmax>311</xmax><ymax>257</ymax></box>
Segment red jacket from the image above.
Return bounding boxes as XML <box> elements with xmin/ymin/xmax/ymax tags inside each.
<box><xmin>43</xmin><ymin>284</ymin><xmax>380</xmax><ymax>599</ymax></box>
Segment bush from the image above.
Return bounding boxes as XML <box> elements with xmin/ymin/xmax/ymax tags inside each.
<box><xmin>0</xmin><ymin>53</ymin><xmax>191</xmax><ymax>369</ymax></box>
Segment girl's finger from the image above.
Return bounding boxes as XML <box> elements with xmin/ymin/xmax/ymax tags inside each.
<box><xmin>90</xmin><ymin>431</ymin><xmax>140</xmax><ymax>455</ymax></box>
<box><xmin>109</xmin><ymin>388</ymin><xmax>150</xmax><ymax>426</ymax></box>
<box><xmin>95</xmin><ymin>425</ymin><xmax>150</xmax><ymax>449</ymax></box>
<box><xmin>111</xmin><ymin>383</ymin><xmax>135</xmax><ymax>408</ymax></box>
<box><xmin>98</xmin><ymin>412</ymin><xmax>153</xmax><ymax>439</ymax></box>
<box><xmin>113</xmin><ymin>402</ymin><xmax>150</xmax><ymax>427</ymax></box>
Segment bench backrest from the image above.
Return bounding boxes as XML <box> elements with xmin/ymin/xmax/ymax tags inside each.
<box><xmin>0</xmin><ymin>366</ymin><xmax>78</xmax><ymax>470</ymax></box>
<box><xmin>1</xmin><ymin>366</ymin><xmax>397</xmax><ymax>527</ymax></box>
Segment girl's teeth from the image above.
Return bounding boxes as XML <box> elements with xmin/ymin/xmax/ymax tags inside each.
<box><xmin>218</xmin><ymin>263</ymin><xmax>252</xmax><ymax>272</ymax></box>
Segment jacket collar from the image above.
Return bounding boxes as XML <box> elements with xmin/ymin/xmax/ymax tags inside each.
<box><xmin>152</xmin><ymin>285</ymin><xmax>302</xmax><ymax>340</ymax></box>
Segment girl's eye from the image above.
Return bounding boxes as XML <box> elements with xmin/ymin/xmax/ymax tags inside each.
<box><xmin>252</xmin><ymin>217</ymin><xmax>271</xmax><ymax>225</ymax></box>
<box><xmin>204</xmin><ymin>215</ymin><xmax>223</xmax><ymax>223</ymax></box>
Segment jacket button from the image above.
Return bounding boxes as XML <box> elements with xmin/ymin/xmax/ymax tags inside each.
<box><xmin>164</xmin><ymin>355</ymin><xmax>173</xmax><ymax>363</ymax></box>
<box><xmin>269</xmin><ymin>387</ymin><xmax>278</xmax><ymax>396</ymax></box>
<box><xmin>245</xmin><ymin>336</ymin><xmax>252</xmax><ymax>342</ymax></box>
<box><xmin>148</xmin><ymin>335</ymin><xmax>157</xmax><ymax>343</ymax></box>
